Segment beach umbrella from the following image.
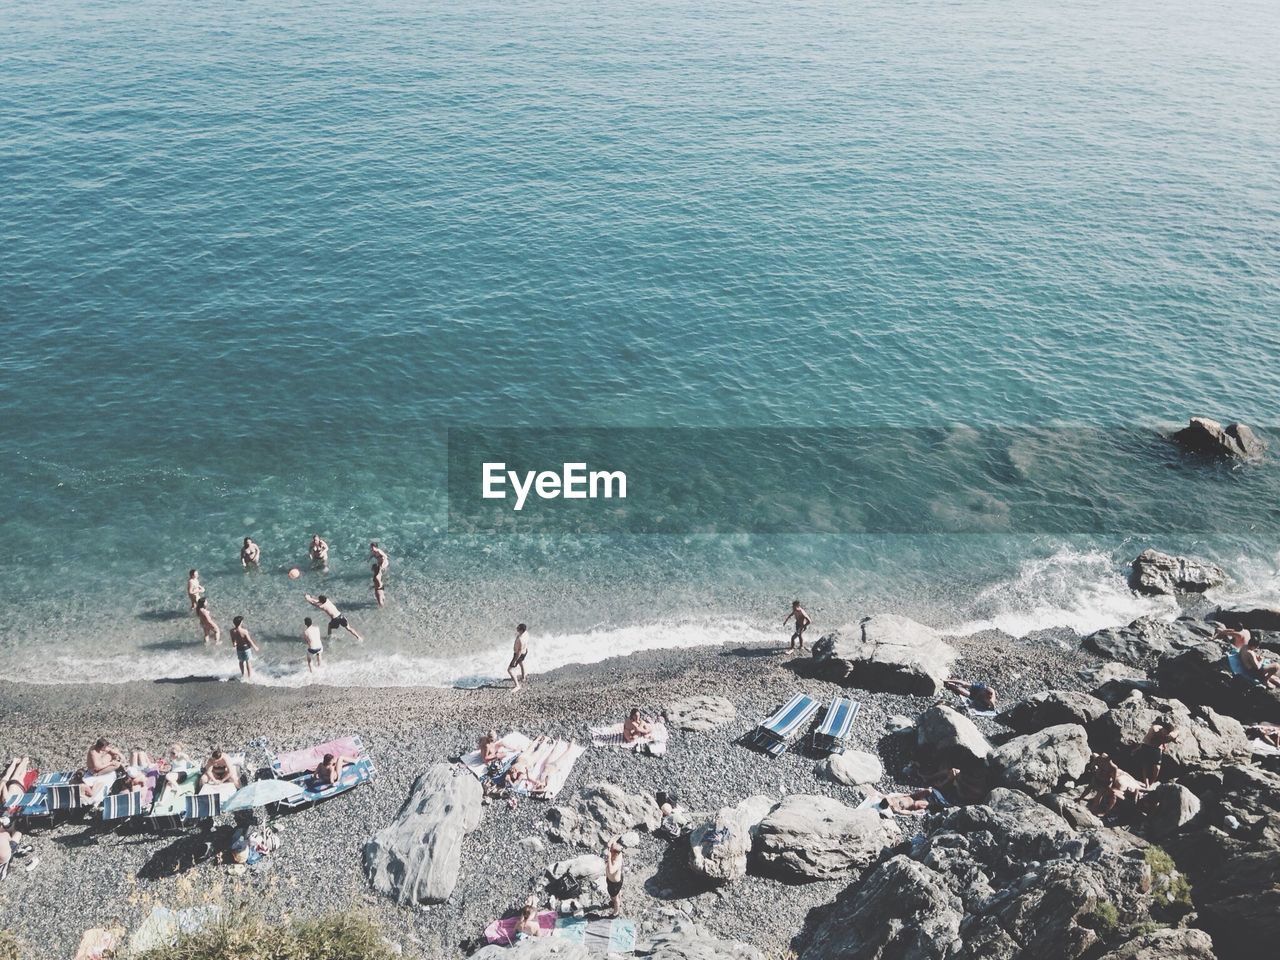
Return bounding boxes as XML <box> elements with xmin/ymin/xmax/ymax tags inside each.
<box><xmin>222</xmin><ymin>778</ymin><xmax>304</xmax><ymax>813</ymax></box>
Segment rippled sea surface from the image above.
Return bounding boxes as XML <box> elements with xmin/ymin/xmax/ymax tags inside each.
<box><xmin>2</xmin><ymin>0</ymin><xmax>1279</xmax><ymax>685</ymax></box>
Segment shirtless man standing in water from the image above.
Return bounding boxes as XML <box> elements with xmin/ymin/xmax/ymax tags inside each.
<box><xmin>783</xmin><ymin>600</ymin><xmax>811</xmax><ymax>651</ymax></box>
<box><xmin>369</xmin><ymin>541</ymin><xmax>389</xmax><ymax>573</ymax></box>
<box><xmin>508</xmin><ymin>623</ymin><xmax>529</xmax><ymax>692</ymax></box>
<box><xmin>186</xmin><ymin>569</ymin><xmax>204</xmax><ymax>611</ymax></box>
<box><xmin>240</xmin><ymin>537</ymin><xmax>261</xmax><ymax>568</ymax></box>
<box><xmin>309</xmin><ymin>534</ymin><xmax>329</xmax><ymax>569</ymax></box>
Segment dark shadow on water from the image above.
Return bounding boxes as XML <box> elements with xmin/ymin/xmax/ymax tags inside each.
<box><xmin>719</xmin><ymin>645</ymin><xmax>788</xmax><ymax>659</ymax></box>
<box><xmin>138</xmin><ymin>609</ymin><xmax>187</xmax><ymax>623</ymax></box>
<box><xmin>154</xmin><ymin>675</ymin><xmax>225</xmax><ymax>685</ymax></box>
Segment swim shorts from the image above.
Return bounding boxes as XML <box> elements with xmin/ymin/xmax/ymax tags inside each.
<box><xmin>237</xmin><ymin>648</ymin><xmax>251</xmax><ymax>663</ymax></box>
<box><xmin>606</xmin><ymin>877</ymin><xmax>623</xmax><ymax>897</ymax></box>
<box><xmin>329</xmin><ymin>616</ymin><xmax>348</xmax><ymax>630</ymax></box>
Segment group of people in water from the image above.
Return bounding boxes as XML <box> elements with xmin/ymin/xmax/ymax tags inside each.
<box><xmin>186</xmin><ymin>536</ymin><xmax>390</xmax><ymax>678</ymax></box>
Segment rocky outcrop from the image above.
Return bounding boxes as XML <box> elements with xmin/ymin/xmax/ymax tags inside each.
<box><xmin>1212</xmin><ymin>607</ymin><xmax>1280</xmax><ymax>632</ymax></box>
<box><xmin>665</xmin><ymin>696</ymin><xmax>737</xmax><ymax>732</ymax></box>
<box><xmin>997</xmin><ymin>690</ymin><xmax>1109</xmax><ymax>733</ymax></box>
<box><xmin>546</xmin><ymin>783</ymin><xmax>661</xmax><ymax>847</ymax></box>
<box><xmin>1084</xmin><ymin>616</ymin><xmax>1213</xmax><ymax>668</ymax></box>
<box><xmin>798</xmin><ymin>855</ymin><xmax>962</xmax><ymax>960</ymax></box>
<box><xmin>1155</xmin><ymin>643</ymin><xmax>1280</xmax><ymax>723</ymax></box>
<box><xmin>812</xmin><ymin>615</ymin><xmax>957</xmax><ymax>696</ymax></box>
<box><xmin>754</xmin><ymin>795</ymin><xmax>898</xmax><ymax>881</ymax></box>
<box><xmin>1129</xmin><ymin>549</ymin><xmax>1226</xmax><ymax>596</ymax></box>
<box><xmin>363</xmin><ymin>763</ymin><xmax>483</xmax><ymax>905</ymax></box>
<box><xmin>799</xmin><ymin>787</ymin><xmax>1175</xmax><ymax>960</ymax></box>
<box><xmin>819</xmin><ymin>750</ymin><xmax>882</xmax><ymax>787</ymax></box>
<box><xmin>1171</xmin><ymin>417</ymin><xmax>1266</xmax><ymax>460</ymax></box>
<box><xmin>638</xmin><ymin>923</ymin><xmax>765</xmax><ymax>960</ymax></box>
<box><xmin>542</xmin><ymin>854</ymin><xmax>610</xmax><ymax>913</ymax></box>
<box><xmin>1098</xmin><ymin>928</ymin><xmax>1215</xmax><ymax>960</ymax></box>
<box><xmin>688</xmin><ymin>795</ymin><xmax>775</xmax><ymax>883</ymax></box>
<box><xmin>1091</xmin><ymin>697</ymin><xmax>1249</xmax><ymax>772</ymax></box>
<box><xmin>992</xmin><ymin>724</ymin><xmax>1091</xmax><ymax>795</ymax></box>
<box><xmin>916</xmin><ymin>703</ymin><xmax>993</xmax><ymax>764</ymax></box>
<box><xmin>1141</xmin><ymin>782</ymin><xmax>1201</xmax><ymax>839</ymax></box>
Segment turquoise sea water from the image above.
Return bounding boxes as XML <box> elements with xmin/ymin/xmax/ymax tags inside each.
<box><xmin>2</xmin><ymin>0</ymin><xmax>1279</xmax><ymax>685</ymax></box>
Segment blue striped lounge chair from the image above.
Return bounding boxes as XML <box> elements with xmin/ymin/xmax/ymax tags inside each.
<box><xmin>102</xmin><ymin>789</ymin><xmax>149</xmax><ymax>823</ymax></box>
<box><xmin>12</xmin><ymin>771</ymin><xmax>75</xmax><ymax>819</ymax></box>
<box><xmin>45</xmin><ymin>783</ymin><xmax>85</xmax><ymax>818</ymax></box>
<box><xmin>184</xmin><ymin>792</ymin><xmax>223</xmax><ymax>822</ymax></box>
<box><xmin>748</xmin><ymin>693</ymin><xmax>819</xmax><ymax>757</ymax></box>
<box><xmin>811</xmin><ymin>696</ymin><xmax>861</xmax><ymax>753</ymax></box>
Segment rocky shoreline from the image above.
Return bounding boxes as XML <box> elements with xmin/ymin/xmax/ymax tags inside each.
<box><xmin>1</xmin><ymin>588</ymin><xmax>1278</xmax><ymax>960</ymax></box>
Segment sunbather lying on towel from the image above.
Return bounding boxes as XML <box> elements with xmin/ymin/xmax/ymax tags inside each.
<box><xmin>201</xmin><ymin>748</ymin><xmax>241</xmax><ymax>790</ymax></box>
<box><xmin>943</xmin><ymin>679</ymin><xmax>997</xmax><ymax>711</ymax></box>
<box><xmin>1248</xmin><ymin>724</ymin><xmax>1280</xmax><ymax>747</ymax></box>
<box><xmin>314</xmin><ymin>753</ymin><xmax>359</xmax><ymax>786</ymax></box>
<box><xmin>2</xmin><ymin>758</ymin><xmax>31</xmax><ymax>807</ymax></box>
<box><xmin>877</xmin><ymin>791</ymin><xmax>935</xmax><ymax>814</ymax></box>
<box><xmin>623</xmin><ymin>709</ymin><xmax>653</xmax><ymax>744</ymax></box>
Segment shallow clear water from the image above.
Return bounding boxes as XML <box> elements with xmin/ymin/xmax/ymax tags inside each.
<box><xmin>2</xmin><ymin>0</ymin><xmax>1279</xmax><ymax>685</ymax></box>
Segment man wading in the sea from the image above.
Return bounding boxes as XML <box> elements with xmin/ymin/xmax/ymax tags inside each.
<box><xmin>783</xmin><ymin>600</ymin><xmax>812</xmax><ymax>652</ymax></box>
<box><xmin>508</xmin><ymin>623</ymin><xmax>529</xmax><ymax>693</ymax></box>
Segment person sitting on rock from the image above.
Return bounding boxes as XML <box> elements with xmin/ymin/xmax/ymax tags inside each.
<box><xmin>943</xmin><ymin>679</ymin><xmax>997</xmax><ymax>711</ymax></box>
<box><xmin>1241</xmin><ymin>635</ymin><xmax>1280</xmax><ymax>688</ymax></box>
<box><xmin>1085</xmin><ymin>753</ymin><xmax>1147</xmax><ymax>815</ymax></box>
<box><xmin>1214</xmin><ymin>625</ymin><xmax>1251</xmax><ymax>649</ymax></box>
<box><xmin>622</xmin><ymin>709</ymin><xmax>652</xmax><ymax>744</ymax></box>
<box><xmin>878</xmin><ymin>790</ymin><xmax>934</xmax><ymax>814</ymax></box>
<box><xmin>921</xmin><ymin>763</ymin><xmax>992</xmax><ymax>805</ymax></box>
<box><xmin>1133</xmin><ymin>719</ymin><xmax>1181</xmax><ymax>785</ymax></box>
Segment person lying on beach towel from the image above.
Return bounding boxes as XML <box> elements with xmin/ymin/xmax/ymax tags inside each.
<box><xmin>592</xmin><ymin>713</ymin><xmax>669</xmax><ymax>754</ymax></box>
<box><xmin>943</xmin><ymin>679</ymin><xmax>997</xmax><ymax>712</ymax></box>
<box><xmin>1248</xmin><ymin>723</ymin><xmax>1280</xmax><ymax>747</ymax></box>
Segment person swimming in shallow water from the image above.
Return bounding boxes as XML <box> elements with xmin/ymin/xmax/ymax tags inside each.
<box><xmin>371</xmin><ymin>562</ymin><xmax>385</xmax><ymax>607</ymax></box>
<box><xmin>309</xmin><ymin>534</ymin><xmax>329</xmax><ymax>569</ymax></box>
<box><xmin>186</xmin><ymin>569</ymin><xmax>204</xmax><ymax>611</ymax></box>
<box><xmin>196</xmin><ymin>597</ymin><xmax>220</xmax><ymax>645</ymax></box>
<box><xmin>240</xmin><ymin>536</ymin><xmax>260</xmax><ymax>568</ymax></box>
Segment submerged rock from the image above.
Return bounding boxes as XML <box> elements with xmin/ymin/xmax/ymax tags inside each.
<box><xmin>754</xmin><ymin>795</ymin><xmax>898</xmax><ymax>881</ymax></box>
<box><xmin>812</xmin><ymin>614</ymin><xmax>957</xmax><ymax>696</ymax></box>
<box><xmin>363</xmin><ymin>763</ymin><xmax>483</xmax><ymax>906</ymax></box>
<box><xmin>1171</xmin><ymin>416</ymin><xmax>1266</xmax><ymax>460</ymax></box>
<box><xmin>1129</xmin><ymin>549</ymin><xmax>1226</xmax><ymax>596</ymax></box>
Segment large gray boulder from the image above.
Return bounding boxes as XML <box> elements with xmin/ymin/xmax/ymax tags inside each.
<box><xmin>1129</xmin><ymin>549</ymin><xmax>1226</xmax><ymax>596</ymax></box>
<box><xmin>665</xmin><ymin>695</ymin><xmax>737</xmax><ymax>732</ymax></box>
<box><xmin>1141</xmin><ymin>782</ymin><xmax>1201</xmax><ymax>839</ymax></box>
<box><xmin>755</xmin><ymin>795</ymin><xmax>898</xmax><ymax>881</ymax></box>
<box><xmin>997</xmin><ymin>690</ymin><xmax>1109</xmax><ymax>733</ymax></box>
<box><xmin>1098</xmin><ymin>928</ymin><xmax>1215</xmax><ymax>960</ymax></box>
<box><xmin>546</xmin><ymin>783</ymin><xmax>661</xmax><ymax>847</ymax></box>
<box><xmin>797</xmin><ymin>855</ymin><xmax>962</xmax><ymax>960</ymax></box>
<box><xmin>638</xmin><ymin>922</ymin><xmax>764</xmax><ymax>960</ymax></box>
<box><xmin>1172</xmin><ymin>416</ymin><xmax>1266</xmax><ymax>460</ymax></box>
<box><xmin>688</xmin><ymin>795</ymin><xmax>776</xmax><ymax>883</ymax></box>
<box><xmin>812</xmin><ymin>614</ymin><xmax>957</xmax><ymax>696</ymax></box>
<box><xmin>820</xmin><ymin>750</ymin><xmax>883</xmax><ymax>787</ymax></box>
<box><xmin>1084</xmin><ymin>616</ymin><xmax>1213</xmax><ymax>667</ymax></box>
<box><xmin>542</xmin><ymin>854</ymin><xmax>610</xmax><ymax>913</ymax></box>
<box><xmin>916</xmin><ymin>703</ymin><xmax>993</xmax><ymax>764</ymax></box>
<box><xmin>363</xmin><ymin>763</ymin><xmax>482</xmax><ymax>905</ymax></box>
<box><xmin>1211</xmin><ymin>607</ymin><xmax>1280</xmax><ymax>632</ymax></box>
<box><xmin>992</xmin><ymin>723</ymin><xmax>1091</xmax><ymax>795</ymax></box>
<box><xmin>1091</xmin><ymin>697</ymin><xmax>1250</xmax><ymax>771</ymax></box>
<box><xmin>1156</xmin><ymin>642</ymin><xmax>1280</xmax><ymax>723</ymax></box>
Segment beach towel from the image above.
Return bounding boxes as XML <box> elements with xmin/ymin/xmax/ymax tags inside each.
<box><xmin>504</xmin><ymin>739</ymin><xmax>586</xmax><ymax>800</ymax></box>
<box><xmin>554</xmin><ymin>917</ymin><xmax>637</xmax><ymax>954</ymax></box>
<box><xmin>484</xmin><ymin>910</ymin><xmax>558</xmax><ymax>946</ymax></box>
<box><xmin>590</xmin><ymin>721</ymin><xmax>669</xmax><ymax>756</ymax></box>
<box><xmin>271</xmin><ymin>736</ymin><xmax>365</xmax><ymax>778</ymax></box>
<box><xmin>461</xmin><ymin>732</ymin><xmax>533</xmax><ymax>780</ymax></box>
<box><xmin>279</xmin><ymin>755</ymin><xmax>377</xmax><ymax>808</ymax></box>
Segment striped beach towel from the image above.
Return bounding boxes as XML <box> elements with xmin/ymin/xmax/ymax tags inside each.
<box><xmin>589</xmin><ymin>721</ymin><xmax>669</xmax><ymax>756</ymax></box>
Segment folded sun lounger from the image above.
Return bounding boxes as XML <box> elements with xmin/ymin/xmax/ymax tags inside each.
<box><xmin>811</xmin><ymin>697</ymin><xmax>861</xmax><ymax>753</ymax></box>
<box><xmin>747</xmin><ymin>692</ymin><xmax>819</xmax><ymax>757</ymax></box>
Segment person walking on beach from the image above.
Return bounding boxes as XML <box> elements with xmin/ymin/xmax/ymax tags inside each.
<box><xmin>508</xmin><ymin>623</ymin><xmax>529</xmax><ymax>692</ymax></box>
<box><xmin>303</xmin><ymin>616</ymin><xmax>323</xmax><ymax>672</ymax></box>
<box><xmin>305</xmin><ymin>594</ymin><xmax>364</xmax><ymax>642</ymax></box>
<box><xmin>369</xmin><ymin>541</ymin><xmax>389</xmax><ymax>573</ymax></box>
<box><xmin>371</xmin><ymin>562</ymin><xmax>385</xmax><ymax>608</ymax></box>
<box><xmin>605</xmin><ymin>836</ymin><xmax>625</xmax><ymax>916</ymax></box>
<box><xmin>240</xmin><ymin>537</ymin><xmax>261</xmax><ymax>568</ymax></box>
<box><xmin>309</xmin><ymin>534</ymin><xmax>329</xmax><ymax>569</ymax></box>
<box><xmin>186</xmin><ymin>569</ymin><xmax>204</xmax><ymax>611</ymax></box>
<box><xmin>230</xmin><ymin>615</ymin><xmax>260</xmax><ymax>680</ymax></box>
<box><xmin>195</xmin><ymin>597</ymin><xmax>221</xmax><ymax>645</ymax></box>
<box><xmin>783</xmin><ymin>600</ymin><xmax>811</xmax><ymax>652</ymax></box>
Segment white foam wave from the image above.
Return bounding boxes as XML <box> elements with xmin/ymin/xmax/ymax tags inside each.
<box><xmin>12</xmin><ymin>619</ymin><xmax>778</xmax><ymax>688</ymax></box>
<box><xmin>947</xmin><ymin>546</ymin><xmax>1176</xmax><ymax>638</ymax></box>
